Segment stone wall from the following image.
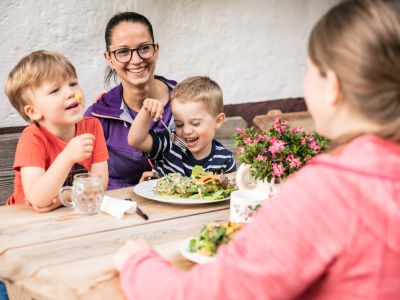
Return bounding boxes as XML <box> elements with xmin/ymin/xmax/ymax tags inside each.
<box><xmin>0</xmin><ymin>0</ymin><xmax>340</xmax><ymax>127</ymax></box>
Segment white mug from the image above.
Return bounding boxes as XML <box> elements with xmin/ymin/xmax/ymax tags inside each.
<box><xmin>235</xmin><ymin>164</ymin><xmax>281</xmax><ymax>198</ymax></box>
<box><xmin>230</xmin><ymin>189</ymin><xmax>268</xmax><ymax>223</ymax></box>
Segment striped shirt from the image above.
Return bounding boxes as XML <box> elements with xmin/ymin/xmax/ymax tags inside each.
<box><xmin>146</xmin><ymin>129</ymin><xmax>236</xmax><ymax>177</ymax></box>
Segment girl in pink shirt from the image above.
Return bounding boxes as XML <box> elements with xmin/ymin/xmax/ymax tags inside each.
<box><xmin>114</xmin><ymin>0</ymin><xmax>400</xmax><ymax>299</ymax></box>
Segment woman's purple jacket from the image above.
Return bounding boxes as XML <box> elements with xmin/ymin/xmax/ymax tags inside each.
<box><xmin>84</xmin><ymin>76</ymin><xmax>176</xmax><ymax>190</ymax></box>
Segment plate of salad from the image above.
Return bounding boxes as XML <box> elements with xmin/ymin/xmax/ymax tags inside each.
<box><xmin>134</xmin><ymin>166</ymin><xmax>235</xmax><ymax>204</ymax></box>
<box><xmin>179</xmin><ymin>238</ymin><xmax>216</xmax><ymax>264</ymax></box>
<box><xmin>180</xmin><ymin>221</ymin><xmax>244</xmax><ymax>264</ymax></box>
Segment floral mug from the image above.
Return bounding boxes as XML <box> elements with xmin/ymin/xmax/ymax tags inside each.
<box><xmin>235</xmin><ymin>164</ymin><xmax>281</xmax><ymax>199</ymax></box>
<box><xmin>230</xmin><ymin>190</ymin><xmax>268</xmax><ymax>223</ymax></box>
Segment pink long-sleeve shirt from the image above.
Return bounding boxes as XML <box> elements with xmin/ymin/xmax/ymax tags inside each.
<box><xmin>120</xmin><ymin>135</ymin><xmax>400</xmax><ymax>300</ymax></box>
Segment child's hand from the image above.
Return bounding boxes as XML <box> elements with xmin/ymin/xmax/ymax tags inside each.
<box><xmin>139</xmin><ymin>171</ymin><xmax>158</xmax><ymax>182</ymax></box>
<box><xmin>63</xmin><ymin>133</ymin><xmax>95</xmax><ymax>163</ymax></box>
<box><xmin>25</xmin><ymin>197</ymin><xmax>61</xmax><ymax>212</ymax></box>
<box><xmin>142</xmin><ymin>98</ymin><xmax>164</xmax><ymax>121</ymax></box>
<box><xmin>114</xmin><ymin>239</ymin><xmax>153</xmax><ymax>271</ymax></box>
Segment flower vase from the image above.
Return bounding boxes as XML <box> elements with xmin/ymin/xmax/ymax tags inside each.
<box><xmin>235</xmin><ymin>164</ymin><xmax>281</xmax><ymax>200</ymax></box>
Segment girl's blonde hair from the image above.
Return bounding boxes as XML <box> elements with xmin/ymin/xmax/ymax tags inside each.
<box><xmin>309</xmin><ymin>0</ymin><xmax>400</xmax><ymax>141</ymax></box>
<box><xmin>5</xmin><ymin>50</ymin><xmax>77</xmax><ymax>122</ymax></box>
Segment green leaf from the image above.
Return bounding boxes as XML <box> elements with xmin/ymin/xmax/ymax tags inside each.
<box><xmin>189</xmin><ymin>238</ymin><xmax>198</xmax><ymax>252</ymax></box>
<box><xmin>191</xmin><ymin>165</ymin><xmax>205</xmax><ymax>176</ymax></box>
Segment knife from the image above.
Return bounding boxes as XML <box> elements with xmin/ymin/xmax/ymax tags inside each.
<box><xmin>124</xmin><ymin>198</ymin><xmax>149</xmax><ymax>221</ymax></box>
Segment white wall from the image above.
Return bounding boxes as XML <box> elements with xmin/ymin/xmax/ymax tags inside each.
<box><xmin>0</xmin><ymin>0</ymin><xmax>340</xmax><ymax>127</ymax></box>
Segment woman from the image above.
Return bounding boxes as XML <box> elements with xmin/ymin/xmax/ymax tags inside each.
<box><xmin>114</xmin><ymin>0</ymin><xmax>400</xmax><ymax>299</ymax></box>
<box><xmin>85</xmin><ymin>12</ymin><xmax>176</xmax><ymax>190</ymax></box>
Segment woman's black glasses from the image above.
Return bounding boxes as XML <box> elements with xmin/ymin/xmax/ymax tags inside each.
<box><xmin>109</xmin><ymin>43</ymin><xmax>156</xmax><ymax>63</ymax></box>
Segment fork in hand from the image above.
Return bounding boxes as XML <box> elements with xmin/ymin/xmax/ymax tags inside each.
<box><xmin>159</xmin><ymin>119</ymin><xmax>188</xmax><ymax>152</ymax></box>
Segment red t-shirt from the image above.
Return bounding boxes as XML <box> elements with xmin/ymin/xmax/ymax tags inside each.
<box><xmin>7</xmin><ymin>117</ymin><xmax>109</xmax><ymax>205</ymax></box>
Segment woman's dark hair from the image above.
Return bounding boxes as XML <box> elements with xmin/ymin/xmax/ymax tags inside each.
<box><xmin>104</xmin><ymin>12</ymin><xmax>154</xmax><ymax>87</ymax></box>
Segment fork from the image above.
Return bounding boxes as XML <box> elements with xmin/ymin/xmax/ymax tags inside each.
<box><xmin>160</xmin><ymin>119</ymin><xmax>187</xmax><ymax>152</ymax></box>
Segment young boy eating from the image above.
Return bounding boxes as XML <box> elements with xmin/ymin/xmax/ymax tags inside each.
<box><xmin>5</xmin><ymin>50</ymin><xmax>109</xmax><ymax>212</ymax></box>
<box><xmin>128</xmin><ymin>76</ymin><xmax>236</xmax><ymax>177</ymax></box>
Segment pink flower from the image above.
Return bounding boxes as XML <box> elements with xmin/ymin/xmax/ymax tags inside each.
<box><xmin>236</xmin><ymin>147</ymin><xmax>245</xmax><ymax>154</ymax></box>
<box><xmin>309</xmin><ymin>138</ymin><xmax>321</xmax><ymax>152</ymax></box>
<box><xmin>286</xmin><ymin>153</ymin><xmax>294</xmax><ymax>160</ymax></box>
<box><xmin>290</xmin><ymin>159</ymin><xmax>301</xmax><ymax>168</ymax></box>
<box><xmin>254</xmin><ymin>135</ymin><xmax>266</xmax><ymax>143</ymax></box>
<box><xmin>292</xmin><ymin>127</ymin><xmax>303</xmax><ymax>133</ymax></box>
<box><xmin>286</xmin><ymin>154</ymin><xmax>301</xmax><ymax>168</ymax></box>
<box><xmin>310</xmin><ymin>143</ymin><xmax>321</xmax><ymax>152</ymax></box>
<box><xmin>273</xmin><ymin>118</ymin><xmax>287</xmax><ymax>133</ymax></box>
<box><xmin>236</xmin><ymin>127</ymin><xmax>245</xmax><ymax>134</ymax></box>
<box><xmin>244</xmin><ymin>137</ymin><xmax>253</xmax><ymax>144</ymax></box>
<box><xmin>268</xmin><ymin>139</ymin><xmax>285</xmax><ymax>155</ymax></box>
<box><xmin>272</xmin><ymin>163</ymin><xmax>285</xmax><ymax>177</ymax></box>
<box><xmin>232</xmin><ymin>117</ymin><xmax>328</xmax><ymax>182</ymax></box>
<box><xmin>259</xmin><ymin>134</ymin><xmax>268</xmax><ymax>142</ymax></box>
<box><xmin>256</xmin><ymin>155</ymin><xmax>266</xmax><ymax>162</ymax></box>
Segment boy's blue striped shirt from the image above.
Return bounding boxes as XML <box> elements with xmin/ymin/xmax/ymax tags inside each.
<box><xmin>145</xmin><ymin>129</ymin><xmax>236</xmax><ymax>177</ymax></box>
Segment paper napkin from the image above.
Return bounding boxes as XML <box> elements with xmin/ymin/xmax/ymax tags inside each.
<box><xmin>100</xmin><ymin>195</ymin><xmax>137</xmax><ymax>220</ymax></box>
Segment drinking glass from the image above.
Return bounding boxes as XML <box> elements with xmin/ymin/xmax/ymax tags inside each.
<box><xmin>59</xmin><ymin>173</ymin><xmax>104</xmax><ymax>215</ymax></box>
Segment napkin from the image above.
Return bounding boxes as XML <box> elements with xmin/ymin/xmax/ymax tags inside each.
<box><xmin>100</xmin><ymin>195</ymin><xmax>137</xmax><ymax>220</ymax></box>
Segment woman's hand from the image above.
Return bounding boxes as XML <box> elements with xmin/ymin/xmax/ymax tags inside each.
<box><xmin>114</xmin><ymin>239</ymin><xmax>153</xmax><ymax>271</ymax></box>
<box><xmin>143</xmin><ymin>98</ymin><xmax>164</xmax><ymax>121</ymax></box>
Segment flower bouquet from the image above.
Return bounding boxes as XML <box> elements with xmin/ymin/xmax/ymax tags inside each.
<box><xmin>233</xmin><ymin>117</ymin><xmax>329</xmax><ymax>184</ymax></box>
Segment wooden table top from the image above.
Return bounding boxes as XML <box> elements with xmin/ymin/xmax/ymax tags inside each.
<box><xmin>0</xmin><ymin>187</ymin><xmax>230</xmax><ymax>300</ymax></box>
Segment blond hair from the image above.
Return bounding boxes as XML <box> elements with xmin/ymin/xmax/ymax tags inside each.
<box><xmin>309</xmin><ymin>0</ymin><xmax>400</xmax><ymax>142</ymax></box>
<box><xmin>5</xmin><ymin>50</ymin><xmax>77</xmax><ymax>122</ymax></box>
<box><xmin>171</xmin><ymin>76</ymin><xmax>224</xmax><ymax>116</ymax></box>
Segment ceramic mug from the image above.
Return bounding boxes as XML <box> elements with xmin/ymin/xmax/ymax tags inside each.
<box><xmin>59</xmin><ymin>173</ymin><xmax>104</xmax><ymax>215</ymax></box>
<box><xmin>235</xmin><ymin>164</ymin><xmax>281</xmax><ymax>199</ymax></box>
<box><xmin>230</xmin><ymin>189</ymin><xmax>268</xmax><ymax>223</ymax></box>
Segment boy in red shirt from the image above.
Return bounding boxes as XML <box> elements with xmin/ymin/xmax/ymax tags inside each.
<box><xmin>5</xmin><ymin>50</ymin><xmax>109</xmax><ymax>212</ymax></box>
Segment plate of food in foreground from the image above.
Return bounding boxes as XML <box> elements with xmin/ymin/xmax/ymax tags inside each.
<box><xmin>133</xmin><ymin>166</ymin><xmax>236</xmax><ymax>205</ymax></box>
<box><xmin>180</xmin><ymin>221</ymin><xmax>244</xmax><ymax>264</ymax></box>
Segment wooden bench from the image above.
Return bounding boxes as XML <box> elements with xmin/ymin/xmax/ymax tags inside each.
<box><xmin>216</xmin><ymin>116</ymin><xmax>247</xmax><ymax>153</ymax></box>
<box><xmin>253</xmin><ymin>109</ymin><xmax>315</xmax><ymax>132</ymax></box>
<box><xmin>0</xmin><ymin>133</ymin><xmax>20</xmax><ymax>205</ymax></box>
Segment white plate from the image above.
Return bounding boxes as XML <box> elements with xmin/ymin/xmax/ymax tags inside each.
<box><xmin>133</xmin><ymin>179</ymin><xmax>230</xmax><ymax>205</ymax></box>
<box><xmin>179</xmin><ymin>237</ymin><xmax>216</xmax><ymax>264</ymax></box>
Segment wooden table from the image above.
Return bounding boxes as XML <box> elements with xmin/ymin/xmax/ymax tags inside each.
<box><xmin>0</xmin><ymin>187</ymin><xmax>230</xmax><ymax>300</ymax></box>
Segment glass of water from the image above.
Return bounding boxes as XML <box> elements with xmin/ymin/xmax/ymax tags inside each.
<box><xmin>59</xmin><ymin>173</ymin><xmax>104</xmax><ymax>215</ymax></box>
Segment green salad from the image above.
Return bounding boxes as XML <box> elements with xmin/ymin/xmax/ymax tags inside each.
<box><xmin>189</xmin><ymin>222</ymin><xmax>244</xmax><ymax>256</ymax></box>
<box><xmin>153</xmin><ymin>166</ymin><xmax>235</xmax><ymax>200</ymax></box>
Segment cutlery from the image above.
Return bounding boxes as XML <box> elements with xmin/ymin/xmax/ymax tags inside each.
<box><xmin>159</xmin><ymin>119</ymin><xmax>187</xmax><ymax>152</ymax></box>
<box><xmin>125</xmin><ymin>198</ymin><xmax>149</xmax><ymax>221</ymax></box>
